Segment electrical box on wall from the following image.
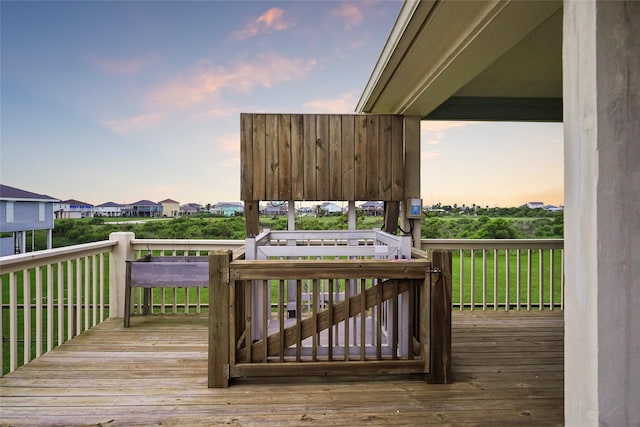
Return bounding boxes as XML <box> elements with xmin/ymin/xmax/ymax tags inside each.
<box><xmin>406</xmin><ymin>198</ymin><xmax>423</xmax><ymax>219</ymax></box>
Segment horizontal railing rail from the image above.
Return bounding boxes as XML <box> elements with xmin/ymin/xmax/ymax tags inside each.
<box><xmin>1</xmin><ymin>241</ymin><xmax>116</xmax><ymax>376</ymax></box>
<box><xmin>421</xmin><ymin>239</ymin><xmax>564</xmax><ymax>311</ymax></box>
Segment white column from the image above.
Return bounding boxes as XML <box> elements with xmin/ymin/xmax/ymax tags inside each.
<box><xmin>109</xmin><ymin>232</ymin><xmax>134</xmax><ymax>318</ymax></box>
<box><xmin>563</xmin><ymin>1</ymin><xmax>640</xmax><ymax>425</ymax></box>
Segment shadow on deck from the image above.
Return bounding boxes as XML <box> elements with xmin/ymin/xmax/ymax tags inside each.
<box><xmin>0</xmin><ymin>311</ymin><xmax>563</xmax><ymax>426</ymax></box>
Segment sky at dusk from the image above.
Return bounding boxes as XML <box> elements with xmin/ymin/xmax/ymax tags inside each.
<box><xmin>1</xmin><ymin>1</ymin><xmax>563</xmax><ymax>208</ymax></box>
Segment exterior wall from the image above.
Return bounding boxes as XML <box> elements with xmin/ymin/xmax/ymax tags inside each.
<box><xmin>161</xmin><ymin>202</ymin><xmax>180</xmax><ymax>217</ymax></box>
<box><xmin>0</xmin><ymin>200</ymin><xmax>54</xmax><ymax>232</ymax></box>
<box><xmin>564</xmin><ymin>1</ymin><xmax>640</xmax><ymax>425</ymax></box>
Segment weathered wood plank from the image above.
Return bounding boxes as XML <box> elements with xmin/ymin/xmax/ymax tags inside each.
<box><xmin>329</xmin><ymin>115</ymin><xmax>342</xmax><ymax>200</ymax></box>
<box><xmin>252</xmin><ymin>114</ymin><xmax>266</xmax><ymax>201</ymax></box>
<box><xmin>354</xmin><ymin>115</ymin><xmax>368</xmax><ymax>200</ymax></box>
<box><xmin>303</xmin><ymin>114</ymin><xmax>317</xmax><ymax>199</ymax></box>
<box><xmin>209</xmin><ymin>251</ymin><xmax>231</xmax><ymax>388</ymax></box>
<box><xmin>366</xmin><ymin>115</ymin><xmax>379</xmax><ymax>200</ymax></box>
<box><xmin>379</xmin><ymin>115</ymin><xmax>393</xmax><ymax>200</ymax></box>
<box><xmin>429</xmin><ymin>250</ymin><xmax>452</xmax><ymax>384</ymax></box>
<box><xmin>391</xmin><ymin>115</ymin><xmax>404</xmax><ymax>200</ymax></box>
<box><xmin>265</xmin><ymin>114</ymin><xmax>279</xmax><ymax>200</ymax></box>
<box><xmin>278</xmin><ymin>114</ymin><xmax>292</xmax><ymax>201</ymax></box>
<box><xmin>341</xmin><ymin>115</ymin><xmax>355</xmax><ymax>201</ymax></box>
<box><xmin>240</xmin><ymin>113</ymin><xmax>253</xmax><ymax>201</ymax></box>
<box><xmin>290</xmin><ymin>114</ymin><xmax>304</xmax><ymax>200</ymax></box>
<box><xmin>316</xmin><ymin>114</ymin><xmax>330</xmax><ymax>200</ymax></box>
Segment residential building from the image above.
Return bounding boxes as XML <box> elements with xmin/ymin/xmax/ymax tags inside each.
<box><xmin>123</xmin><ymin>200</ymin><xmax>162</xmax><ymax>217</ymax></box>
<box><xmin>179</xmin><ymin>203</ymin><xmax>203</xmax><ymax>216</ymax></box>
<box><xmin>0</xmin><ymin>184</ymin><xmax>57</xmax><ymax>256</ymax></box>
<box><xmin>95</xmin><ymin>202</ymin><xmax>124</xmax><ymax>217</ymax></box>
<box><xmin>159</xmin><ymin>199</ymin><xmax>180</xmax><ymax>217</ymax></box>
<box><xmin>316</xmin><ymin>202</ymin><xmax>343</xmax><ymax>215</ymax></box>
<box><xmin>53</xmin><ymin>199</ymin><xmax>94</xmax><ymax>219</ymax></box>
<box><xmin>213</xmin><ymin>202</ymin><xmax>244</xmax><ymax>216</ymax></box>
<box><xmin>526</xmin><ymin>201</ymin><xmax>545</xmax><ymax>209</ymax></box>
<box><xmin>359</xmin><ymin>201</ymin><xmax>384</xmax><ymax>216</ymax></box>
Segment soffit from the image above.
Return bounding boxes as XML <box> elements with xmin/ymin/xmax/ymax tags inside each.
<box><xmin>357</xmin><ymin>0</ymin><xmax>563</xmax><ymax>120</ymax></box>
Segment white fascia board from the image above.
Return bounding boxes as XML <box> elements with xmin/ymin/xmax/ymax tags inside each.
<box><xmin>356</xmin><ymin>0</ymin><xmax>428</xmax><ymax>113</ymax></box>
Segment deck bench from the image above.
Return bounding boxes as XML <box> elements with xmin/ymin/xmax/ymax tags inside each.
<box><xmin>124</xmin><ymin>255</ymin><xmax>209</xmax><ymax>327</ymax></box>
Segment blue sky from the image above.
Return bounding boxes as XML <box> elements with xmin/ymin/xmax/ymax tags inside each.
<box><xmin>1</xmin><ymin>1</ymin><xmax>563</xmax><ymax>208</ymax></box>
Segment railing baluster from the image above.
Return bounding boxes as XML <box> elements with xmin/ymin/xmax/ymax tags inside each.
<box><xmin>47</xmin><ymin>263</ymin><xmax>54</xmax><ymax>352</ymax></box>
<box><xmin>36</xmin><ymin>266</ymin><xmax>43</xmax><ymax>358</ymax></box>
<box><xmin>527</xmin><ymin>249</ymin><xmax>532</xmax><ymax>310</ymax></box>
<box><xmin>84</xmin><ymin>256</ymin><xmax>90</xmax><ymax>332</ymax></box>
<box><xmin>76</xmin><ymin>259</ymin><xmax>82</xmax><ymax>335</ymax></box>
<box><xmin>550</xmin><ymin>249</ymin><xmax>555</xmax><ymax>310</ymax></box>
<box><xmin>459</xmin><ymin>249</ymin><xmax>464</xmax><ymax>311</ymax></box>
<box><xmin>516</xmin><ymin>249</ymin><xmax>521</xmax><ymax>310</ymax></box>
<box><xmin>9</xmin><ymin>272</ymin><xmax>18</xmax><ymax>372</ymax></box>
<box><xmin>23</xmin><ymin>268</ymin><xmax>31</xmax><ymax>365</ymax></box>
<box><xmin>493</xmin><ymin>249</ymin><xmax>498</xmax><ymax>310</ymax></box>
<box><xmin>67</xmin><ymin>260</ymin><xmax>73</xmax><ymax>340</ymax></box>
<box><xmin>470</xmin><ymin>249</ymin><xmax>475</xmax><ymax>310</ymax></box>
<box><xmin>263</xmin><ymin>280</ymin><xmax>269</xmax><ymax>363</ymax></box>
<box><xmin>504</xmin><ymin>249</ymin><xmax>510</xmax><ymax>311</ymax></box>
<box><xmin>344</xmin><ymin>279</ymin><xmax>350</xmax><ymax>361</ymax></box>
<box><xmin>279</xmin><ymin>279</ymin><xmax>285</xmax><ymax>363</ymax></box>
<box><xmin>92</xmin><ymin>254</ymin><xmax>98</xmax><ymax>327</ymax></box>
<box><xmin>561</xmin><ymin>250</ymin><xmax>565</xmax><ymax>310</ymax></box>
<box><xmin>57</xmin><ymin>262</ymin><xmax>64</xmax><ymax>346</ymax></box>
<box><xmin>99</xmin><ymin>253</ymin><xmax>105</xmax><ymax>322</ymax></box>
<box><xmin>360</xmin><ymin>279</ymin><xmax>366</xmax><ymax>360</ymax></box>
<box><xmin>539</xmin><ymin>249</ymin><xmax>544</xmax><ymax>310</ymax></box>
<box><xmin>482</xmin><ymin>249</ymin><xmax>487</xmax><ymax>311</ymax></box>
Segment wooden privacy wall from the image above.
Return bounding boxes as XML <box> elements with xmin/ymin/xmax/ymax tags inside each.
<box><xmin>241</xmin><ymin>113</ymin><xmax>404</xmax><ymax>201</ymax></box>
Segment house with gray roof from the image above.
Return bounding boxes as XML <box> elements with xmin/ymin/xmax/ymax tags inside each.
<box><xmin>0</xmin><ymin>184</ymin><xmax>58</xmax><ymax>256</ymax></box>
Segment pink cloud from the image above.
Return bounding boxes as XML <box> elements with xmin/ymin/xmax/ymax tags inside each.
<box><xmin>303</xmin><ymin>91</ymin><xmax>358</xmax><ymax>113</ymax></box>
<box><xmin>331</xmin><ymin>3</ymin><xmax>364</xmax><ymax>29</ymax></box>
<box><xmin>421</xmin><ymin>121</ymin><xmax>472</xmax><ymax>143</ymax></box>
<box><xmin>218</xmin><ymin>134</ymin><xmax>240</xmax><ymax>152</ymax></box>
<box><xmin>147</xmin><ymin>54</ymin><xmax>317</xmax><ymax>111</ymax></box>
<box><xmin>233</xmin><ymin>7</ymin><xmax>292</xmax><ymax>40</ymax></box>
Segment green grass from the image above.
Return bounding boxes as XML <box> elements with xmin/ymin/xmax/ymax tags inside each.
<box><xmin>452</xmin><ymin>249</ymin><xmax>563</xmax><ymax>309</ymax></box>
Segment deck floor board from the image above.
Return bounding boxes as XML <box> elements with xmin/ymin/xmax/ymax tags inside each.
<box><xmin>0</xmin><ymin>311</ymin><xmax>564</xmax><ymax>426</ymax></box>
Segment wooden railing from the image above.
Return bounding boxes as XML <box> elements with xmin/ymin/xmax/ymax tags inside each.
<box><xmin>208</xmin><ymin>234</ymin><xmax>453</xmax><ymax>387</ymax></box>
<box><xmin>0</xmin><ymin>241</ymin><xmax>116</xmax><ymax>376</ymax></box>
<box><xmin>421</xmin><ymin>239</ymin><xmax>564</xmax><ymax>311</ymax></box>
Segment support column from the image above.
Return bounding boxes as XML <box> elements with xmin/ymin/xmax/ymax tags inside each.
<box><xmin>403</xmin><ymin>116</ymin><xmax>422</xmax><ymax>248</ymax></box>
<box><xmin>563</xmin><ymin>1</ymin><xmax>639</xmax><ymax>425</ymax></box>
<box><xmin>109</xmin><ymin>232</ymin><xmax>134</xmax><ymax>319</ymax></box>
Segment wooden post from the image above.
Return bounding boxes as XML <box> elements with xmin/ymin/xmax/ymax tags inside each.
<box><xmin>428</xmin><ymin>249</ymin><xmax>452</xmax><ymax>384</ymax></box>
<box><xmin>208</xmin><ymin>250</ymin><xmax>232</xmax><ymax>388</ymax></box>
<box><xmin>383</xmin><ymin>201</ymin><xmax>400</xmax><ymax>235</ymax></box>
<box><xmin>244</xmin><ymin>201</ymin><xmax>260</xmax><ymax>237</ymax></box>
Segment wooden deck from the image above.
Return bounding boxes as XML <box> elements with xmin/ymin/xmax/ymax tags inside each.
<box><xmin>0</xmin><ymin>311</ymin><xmax>564</xmax><ymax>426</ymax></box>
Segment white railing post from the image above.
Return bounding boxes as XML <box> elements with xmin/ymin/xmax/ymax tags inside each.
<box><xmin>109</xmin><ymin>232</ymin><xmax>134</xmax><ymax>319</ymax></box>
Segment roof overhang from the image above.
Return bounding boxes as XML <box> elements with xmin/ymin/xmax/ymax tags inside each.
<box><xmin>356</xmin><ymin>0</ymin><xmax>563</xmax><ymax>121</ymax></box>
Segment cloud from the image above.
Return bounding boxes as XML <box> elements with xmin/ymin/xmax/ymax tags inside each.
<box><xmin>101</xmin><ymin>112</ymin><xmax>165</xmax><ymax>134</ymax></box>
<box><xmin>233</xmin><ymin>7</ymin><xmax>292</xmax><ymax>40</ymax></box>
<box><xmin>331</xmin><ymin>3</ymin><xmax>364</xmax><ymax>29</ymax></box>
<box><xmin>303</xmin><ymin>91</ymin><xmax>358</xmax><ymax>113</ymax></box>
<box><xmin>90</xmin><ymin>55</ymin><xmax>158</xmax><ymax>75</ymax></box>
<box><xmin>218</xmin><ymin>134</ymin><xmax>240</xmax><ymax>152</ymax></box>
<box><xmin>421</xmin><ymin>121</ymin><xmax>472</xmax><ymax>144</ymax></box>
<box><xmin>147</xmin><ymin>54</ymin><xmax>317</xmax><ymax>111</ymax></box>
<box><xmin>102</xmin><ymin>54</ymin><xmax>317</xmax><ymax>134</ymax></box>
<box><xmin>422</xmin><ymin>150</ymin><xmax>440</xmax><ymax>160</ymax></box>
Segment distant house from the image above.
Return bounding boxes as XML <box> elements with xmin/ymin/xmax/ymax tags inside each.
<box><xmin>526</xmin><ymin>202</ymin><xmax>545</xmax><ymax>209</ymax></box>
<box><xmin>213</xmin><ymin>202</ymin><xmax>244</xmax><ymax>216</ymax></box>
<box><xmin>316</xmin><ymin>202</ymin><xmax>343</xmax><ymax>215</ymax></box>
<box><xmin>123</xmin><ymin>200</ymin><xmax>162</xmax><ymax>218</ymax></box>
<box><xmin>159</xmin><ymin>199</ymin><xmax>180</xmax><ymax>217</ymax></box>
<box><xmin>544</xmin><ymin>205</ymin><xmax>563</xmax><ymax>212</ymax></box>
<box><xmin>262</xmin><ymin>202</ymin><xmax>288</xmax><ymax>216</ymax></box>
<box><xmin>0</xmin><ymin>184</ymin><xmax>58</xmax><ymax>256</ymax></box>
<box><xmin>95</xmin><ymin>202</ymin><xmax>123</xmax><ymax>217</ymax></box>
<box><xmin>359</xmin><ymin>201</ymin><xmax>384</xmax><ymax>216</ymax></box>
<box><xmin>53</xmin><ymin>199</ymin><xmax>94</xmax><ymax>219</ymax></box>
<box><xmin>179</xmin><ymin>203</ymin><xmax>203</xmax><ymax>216</ymax></box>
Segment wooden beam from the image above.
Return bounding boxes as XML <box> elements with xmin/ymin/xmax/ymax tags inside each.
<box><xmin>244</xmin><ymin>201</ymin><xmax>259</xmax><ymax>237</ymax></box>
